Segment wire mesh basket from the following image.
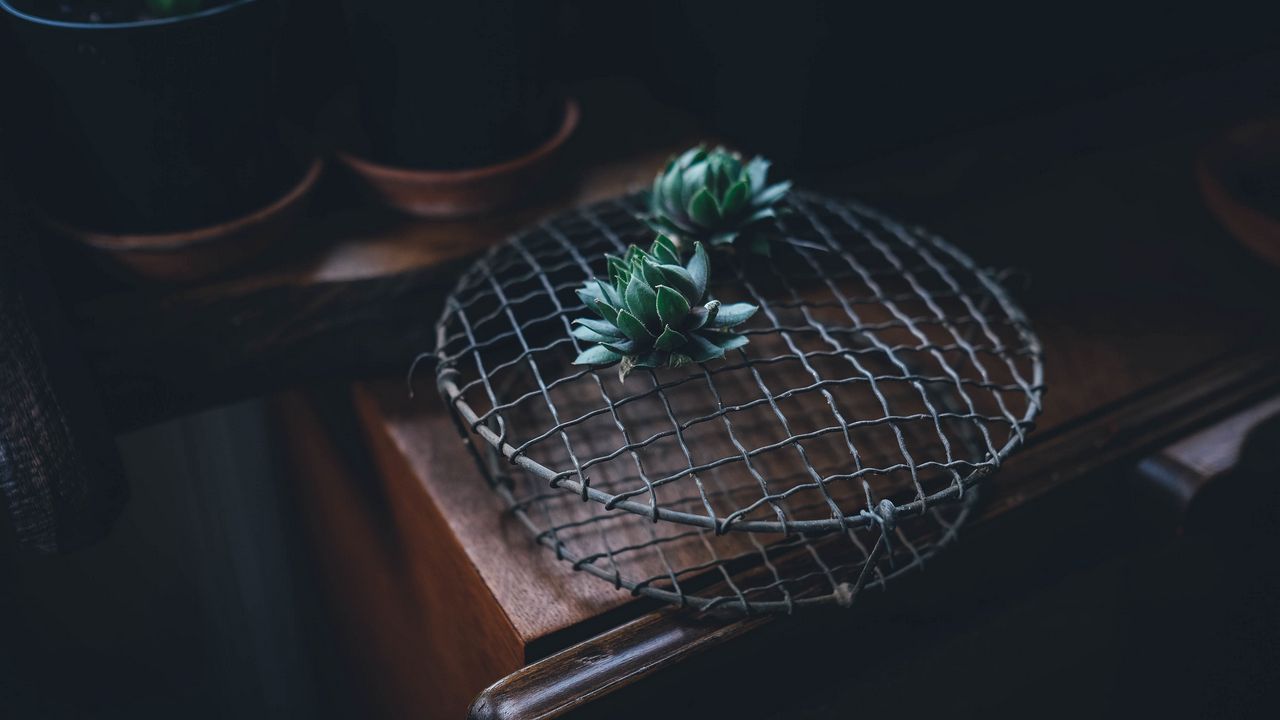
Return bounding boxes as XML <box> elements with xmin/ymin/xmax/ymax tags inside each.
<box><xmin>433</xmin><ymin>190</ymin><xmax>1044</xmax><ymax>613</ymax></box>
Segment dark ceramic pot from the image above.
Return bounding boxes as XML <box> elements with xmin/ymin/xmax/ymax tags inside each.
<box><xmin>338</xmin><ymin>0</ymin><xmax>563</xmax><ymax>172</ymax></box>
<box><xmin>1</xmin><ymin>0</ymin><xmax>302</xmax><ymax>235</ymax></box>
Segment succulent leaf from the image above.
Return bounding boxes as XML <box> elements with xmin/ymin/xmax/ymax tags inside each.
<box><xmin>640</xmin><ymin>259</ymin><xmax>669</xmax><ymax>288</ymax></box>
<box><xmin>607</xmin><ymin>255</ymin><xmax>630</xmax><ymax>287</ymax></box>
<box><xmin>597</xmin><ymin>279</ymin><xmax>623</xmax><ymax>308</ymax></box>
<box><xmin>652</xmin><ymin>235</ymin><xmax>681</xmax><ymax>265</ymax></box>
<box><xmin>573</xmin><ymin>317</ymin><xmax>624</xmax><ymax>338</ymax></box>
<box><xmin>745</xmin><ymin>156</ymin><xmax>769</xmax><ymax>192</ymax></box>
<box><xmin>687</xmin><ymin>334</ymin><xmax>726</xmax><ymax>362</ymax></box>
<box><xmin>572</xmin><ymin>326</ymin><xmax>618</xmax><ymax>344</ymax></box>
<box><xmin>688</xmin><ymin>300</ymin><xmax>719</xmax><ymax>330</ymax></box>
<box><xmin>575</xmin><ymin>345</ymin><xmax>623</xmax><ymax>366</ymax></box>
<box><xmin>655</xmin><ymin>325</ymin><xmax>688</xmax><ymax>351</ymax></box>
<box><xmin>592</xmin><ymin>298</ymin><xmax>619</xmax><ymax>324</ymax></box>
<box><xmin>753</xmin><ymin>180</ymin><xmax>792</xmax><ymax>207</ymax></box>
<box><xmin>603</xmin><ymin>338</ymin><xmax>639</xmax><ymax>354</ymax></box>
<box><xmin>709</xmin><ymin>333</ymin><xmax>750</xmax><ymax>352</ymax></box>
<box><xmin>687</xmin><ymin>242</ymin><xmax>709</xmax><ymax>299</ymax></box>
<box><xmin>688</xmin><ymin>187</ymin><xmax>721</xmax><ymax>226</ymax></box>
<box><xmin>624</xmin><ymin>272</ymin><xmax>659</xmax><ymax>328</ymax></box>
<box><xmin>577</xmin><ymin>283</ymin><xmax>601</xmax><ymax>304</ymax></box>
<box><xmin>615</xmin><ymin>308</ymin><xmax>653</xmax><ymax>341</ymax></box>
<box><xmin>710</xmin><ymin>302</ymin><xmax>758</xmax><ymax>327</ymax></box>
<box><xmin>654</xmin><ymin>263</ymin><xmax>697</xmax><ymax>302</ymax></box>
<box><xmin>656</xmin><ymin>285</ymin><xmax>690</xmax><ymax>326</ymax></box>
<box><xmin>721</xmin><ymin>180</ymin><xmax>749</xmax><ymax>218</ymax></box>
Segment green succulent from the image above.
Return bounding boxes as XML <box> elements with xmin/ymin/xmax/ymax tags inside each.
<box><xmin>146</xmin><ymin>0</ymin><xmax>204</xmax><ymax>16</ymax></box>
<box><xmin>572</xmin><ymin>235</ymin><xmax>759</xmax><ymax>380</ymax></box>
<box><xmin>647</xmin><ymin>145</ymin><xmax>791</xmax><ymax>256</ymax></box>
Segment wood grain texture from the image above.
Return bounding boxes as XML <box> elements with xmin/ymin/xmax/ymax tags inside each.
<box><xmin>280</xmin><ymin>390</ymin><xmax>527</xmax><ymax>719</ymax></box>
<box><xmin>276</xmin><ymin>391</ymin><xmax>438</xmax><ymax>718</ymax></box>
<box><xmin>354</xmin><ymin>384</ymin><xmax>638</xmax><ymax>650</ymax></box>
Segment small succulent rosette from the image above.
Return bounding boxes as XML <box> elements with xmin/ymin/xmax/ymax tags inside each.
<box><xmin>647</xmin><ymin>145</ymin><xmax>791</xmax><ymax>256</ymax></box>
<box><xmin>572</xmin><ymin>235</ymin><xmax>759</xmax><ymax>380</ymax></box>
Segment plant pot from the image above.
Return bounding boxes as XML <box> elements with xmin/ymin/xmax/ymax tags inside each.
<box><xmin>336</xmin><ymin>0</ymin><xmax>569</xmax><ymax>214</ymax></box>
<box><xmin>1</xmin><ymin>0</ymin><xmax>306</xmax><ymax>239</ymax></box>
<box><xmin>1198</xmin><ymin>119</ymin><xmax>1280</xmax><ymax>270</ymax></box>
<box><xmin>336</xmin><ymin>99</ymin><xmax>578</xmax><ymax>219</ymax></box>
<box><xmin>48</xmin><ymin>156</ymin><xmax>322</xmax><ymax>283</ymax></box>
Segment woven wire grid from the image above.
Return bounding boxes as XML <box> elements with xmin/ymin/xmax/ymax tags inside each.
<box><xmin>433</xmin><ymin>190</ymin><xmax>1044</xmax><ymax>612</ymax></box>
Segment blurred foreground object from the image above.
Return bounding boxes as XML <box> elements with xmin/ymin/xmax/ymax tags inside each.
<box><xmin>1198</xmin><ymin>119</ymin><xmax>1280</xmax><ymax>269</ymax></box>
<box><xmin>1</xmin><ymin>0</ymin><xmax>316</xmax><ymax>282</ymax></box>
<box><xmin>0</xmin><ymin>178</ymin><xmax>127</xmax><ymax>552</ymax></box>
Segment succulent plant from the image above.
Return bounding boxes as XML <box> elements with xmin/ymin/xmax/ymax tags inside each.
<box><xmin>146</xmin><ymin>0</ymin><xmax>203</xmax><ymax>17</ymax></box>
<box><xmin>647</xmin><ymin>145</ymin><xmax>791</xmax><ymax>256</ymax></box>
<box><xmin>572</xmin><ymin>235</ymin><xmax>759</xmax><ymax>380</ymax></box>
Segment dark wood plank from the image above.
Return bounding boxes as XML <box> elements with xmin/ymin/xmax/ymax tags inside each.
<box><xmin>353</xmin><ymin>383</ymin><xmax>643</xmax><ymax>650</ymax></box>
<box><xmin>279</xmin><ymin>390</ymin><xmax>528</xmax><ymax>719</ymax></box>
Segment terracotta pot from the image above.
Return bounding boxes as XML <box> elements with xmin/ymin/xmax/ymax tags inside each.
<box><xmin>338</xmin><ymin>99</ymin><xmax>579</xmax><ymax>219</ymax></box>
<box><xmin>50</xmin><ymin>158</ymin><xmax>323</xmax><ymax>283</ymax></box>
<box><xmin>1197</xmin><ymin>119</ymin><xmax>1280</xmax><ymax>270</ymax></box>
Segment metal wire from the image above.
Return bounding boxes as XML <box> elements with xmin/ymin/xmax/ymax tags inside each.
<box><xmin>433</xmin><ymin>191</ymin><xmax>1044</xmax><ymax>612</ymax></box>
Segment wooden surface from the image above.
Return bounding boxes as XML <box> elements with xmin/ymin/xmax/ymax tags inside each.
<box><xmin>356</xmin><ymin>386</ymin><xmax>637</xmax><ymax>649</ymax></box>
<box><xmin>279</xmin><ymin>390</ymin><xmax>526</xmax><ymax>718</ymax></box>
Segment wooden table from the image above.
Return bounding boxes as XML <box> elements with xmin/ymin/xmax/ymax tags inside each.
<box><xmin>271</xmin><ymin>72</ymin><xmax>1280</xmax><ymax>719</ymax></box>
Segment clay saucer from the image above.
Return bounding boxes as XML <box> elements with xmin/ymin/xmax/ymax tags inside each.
<box><xmin>338</xmin><ymin>99</ymin><xmax>580</xmax><ymax>219</ymax></box>
<box><xmin>50</xmin><ymin>158</ymin><xmax>324</xmax><ymax>283</ymax></box>
<box><xmin>1197</xmin><ymin>119</ymin><xmax>1280</xmax><ymax>269</ymax></box>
